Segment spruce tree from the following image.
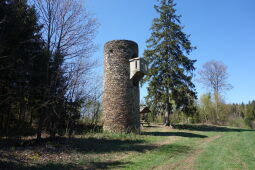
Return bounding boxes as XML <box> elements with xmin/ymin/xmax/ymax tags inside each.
<box><xmin>0</xmin><ymin>0</ymin><xmax>45</xmax><ymax>136</ymax></box>
<box><xmin>143</xmin><ymin>0</ymin><xmax>197</xmax><ymax>126</ymax></box>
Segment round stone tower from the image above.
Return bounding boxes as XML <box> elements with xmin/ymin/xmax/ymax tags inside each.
<box><xmin>103</xmin><ymin>40</ymin><xmax>140</xmax><ymax>133</ymax></box>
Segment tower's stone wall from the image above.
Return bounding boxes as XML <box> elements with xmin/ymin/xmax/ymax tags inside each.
<box><xmin>103</xmin><ymin>40</ymin><xmax>140</xmax><ymax>133</ymax></box>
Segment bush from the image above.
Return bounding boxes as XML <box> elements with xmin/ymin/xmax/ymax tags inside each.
<box><xmin>227</xmin><ymin>117</ymin><xmax>249</xmax><ymax>129</ymax></box>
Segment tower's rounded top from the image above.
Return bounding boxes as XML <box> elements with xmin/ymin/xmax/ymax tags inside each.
<box><xmin>104</xmin><ymin>40</ymin><xmax>138</xmax><ymax>49</ymax></box>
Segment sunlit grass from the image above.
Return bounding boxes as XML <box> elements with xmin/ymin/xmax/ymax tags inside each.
<box><xmin>195</xmin><ymin>131</ymin><xmax>255</xmax><ymax>170</ymax></box>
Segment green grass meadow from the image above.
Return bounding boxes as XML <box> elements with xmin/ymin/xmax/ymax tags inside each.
<box><xmin>0</xmin><ymin>124</ymin><xmax>254</xmax><ymax>170</ymax></box>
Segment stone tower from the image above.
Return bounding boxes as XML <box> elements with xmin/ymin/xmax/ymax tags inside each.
<box><xmin>103</xmin><ymin>40</ymin><xmax>147</xmax><ymax>133</ymax></box>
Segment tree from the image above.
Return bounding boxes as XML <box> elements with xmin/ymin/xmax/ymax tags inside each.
<box><xmin>33</xmin><ymin>0</ymin><xmax>97</xmax><ymax>59</ymax></box>
<box><xmin>199</xmin><ymin>93</ymin><xmax>213</xmax><ymax>123</ymax></box>
<box><xmin>245</xmin><ymin>101</ymin><xmax>255</xmax><ymax>128</ymax></box>
<box><xmin>198</xmin><ymin>60</ymin><xmax>233</xmax><ymax>122</ymax></box>
<box><xmin>198</xmin><ymin>60</ymin><xmax>232</xmax><ymax>96</ymax></box>
<box><xmin>0</xmin><ymin>0</ymin><xmax>98</xmax><ymax>139</ymax></box>
<box><xmin>143</xmin><ymin>0</ymin><xmax>197</xmax><ymax>126</ymax></box>
<box><xmin>0</xmin><ymin>0</ymin><xmax>45</xmax><ymax>137</ymax></box>
<box><xmin>31</xmin><ymin>0</ymin><xmax>98</xmax><ymax>139</ymax></box>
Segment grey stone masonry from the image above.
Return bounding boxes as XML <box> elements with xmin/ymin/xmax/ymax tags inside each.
<box><xmin>103</xmin><ymin>40</ymin><xmax>141</xmax><ymax>133</ymax></box>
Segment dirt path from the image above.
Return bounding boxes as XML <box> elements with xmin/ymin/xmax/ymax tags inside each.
<box><xmin>154</xmin><ymin>134</ymin><xmax>223</xmax><ymax>170</ymax></box>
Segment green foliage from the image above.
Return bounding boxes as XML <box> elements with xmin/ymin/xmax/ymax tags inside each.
<box><xmin>0</xmin><ymin>0</ymin><xmax>97</xmax><ymax>139</ymax></box>
<box><xmin>147</xmin><ymin>90</ymin><xmax>255</xmax><ymax>129</ymax></box>
<box><xmin>170</xmin><ymin>111</ymin><xmax>199</xmax><ymax>125</ymax></box>
<box><xmin>0</xmin><ymin>0</ymin><xmax>45</xmax><ymax>137</ymax></box>
<box><xmin>198</xmin><ymin>93</ymin><xmax>214</xmax><ymax>123</ymax></box>
<box><xmin>196</xmin><ymin>93</ymin><xmax>255</xmax><ymax>129</ymax></box>
<box><xmin>143</xmin><ymin>0</ymin><xmax>197</xmax><ymax>125</ymax></box>
<box><xmin>227</xmin><ymin>117</ymin><xmax>249</xmax><ymax>129</ymax></box>
<box><xmin>81</xmin><ymin>98</ymin><xmax>102</xmax><ymax>125</ymax></box>
<box><xmin>243</xmin><ymin>101</ymin><xmax>255</xmax><ymax>128</ymax></box>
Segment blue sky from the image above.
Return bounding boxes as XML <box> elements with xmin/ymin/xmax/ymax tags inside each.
<box><xmin>86</xmin><ymin>0</ymin><xmax>255</xmax><ymax>104</ymax></box>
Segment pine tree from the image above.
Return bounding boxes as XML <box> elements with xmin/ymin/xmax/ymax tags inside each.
<box><xmin>143</xmin><ymin>0</ymin><xmax>197</xmax><ymax>126</ymax></box>
<box><xmin>0</xmin><ymin>0</ymin><xmax>45</xmax><ymax>136</ymax></box>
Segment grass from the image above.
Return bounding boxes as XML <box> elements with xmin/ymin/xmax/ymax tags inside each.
<box><xmin>195</xmin><ymin>130</ymin><xmax>255</xmax><ymax>170</ymax></box>
<box><xmin>0</xmin><ymin>124</ymin><xmax>254</xmax><ymax>170</ymax></box>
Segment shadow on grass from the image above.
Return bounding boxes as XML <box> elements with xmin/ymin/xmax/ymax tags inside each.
<box><xmin>0</xmin><ymin>137</ymin><xmax>151</xmax><ymax>170</ymax></box>
<box><xmin>0</xmin><ymin>159</ymin><xmax>128</xmax><ymax>170</ymax></box>
<box><xmin>143</xmin><ymin>125</ymin><xmax>159</xmax><ymax>128</ymax></box>
<box><xmin>0</xmin><ymin>125</ymin><xmax>103</xmax><ymax>138</ymax></box>
<box><xmin>142</xmin><ymin>131</ymin><xmax>207</xmax><ymax>138</ymax></box>
<box><xmin>0</xmin><ymin>149</ymin><xmax>128</xmax><ymax>170</ymax></box>
<box><xmin>173</xmin><ymin>124</ymin><xmax>254</xmax><ymax>132</ymax></box>
<box><xmin>0</xmin><ymin>133</ymin><xmax>162</xmax><ymax>170</ymax></box>
<box><xmin>0</xmin><ymin>143</ymin><xmax>193</xmax><ymax>170</ymax></box>
<box><xmin>0</xmin><ymin>137</ymin><xmax>155</xmax><ymax>154</ymax></box>
<box><xmin>0</xmin><ymin>160</ymin><xmax>81</xmax><ymax>170</ymax></box>
<box><xmin>85</xmin><ymin>161</ymin><xmax>128</xmax><ymax>170</ymax></box>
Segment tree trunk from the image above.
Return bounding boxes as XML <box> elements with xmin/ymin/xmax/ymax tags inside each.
<box><xmin>214</xmin><ymin>92</ymin><xmax>220</xmax><ymax>123</ymax></box>
<box><xmin>164</xmin><ymin>112</ymin><xmax>170</xmax><ymax>126</ymax></box>
<box><xmin>49</xmin><ymin>121</ymin><xmax>56</xmax><ymax>139</ymax></box>
<box><xmin>164</xmin><ymin>101</ymin><xmax>171</xmax><ymax>126</ymax></box>
<box><xmin>29</xmin><ymin>111</ymin><xmax>33</xmax><ymax>126</ymax></box>
<box><xmin>37</xmin><ymin>125</ymin><xmax>42</xmax><ymax>140</ymax></box>
<box><xmin>36</xmin><ymin>110</ymin><xmax>43</xmax><ymax>140</ymax></box>
<box><xmin>5</xmin><ymin>111</ymin><xmax>10</xmax><ymax>136</ymax></box>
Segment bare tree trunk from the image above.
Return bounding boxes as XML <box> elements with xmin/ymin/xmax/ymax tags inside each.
<box><xmin>164</xmin><ymin>101</ymin><xmax>171</xmax><ymax>126</ymax></box>
<box><xmin>214</xmin><ymin>92</ymin><xmax>220</xmax><ymax>123</ymax></box>
<box><xmin>204</xmin><ymin>113</ymin><xmax>208</xmax><ymax>123</ymax></box>
<box><xmin>164</xmin><ymin>112</ymin><xmax>170</xmax><ymax>126</ymax></box>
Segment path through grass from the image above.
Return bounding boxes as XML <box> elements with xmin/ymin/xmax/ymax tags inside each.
<box><xmin>0</xmin><ymin>124</ymin><xmax>254</xmax><ymax>170</ymax></box>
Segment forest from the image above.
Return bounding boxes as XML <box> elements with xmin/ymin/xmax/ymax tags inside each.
<box><xmin>0</xmin><ymin>0</ymin><xmax>100</xmax><ymax>139</ymax></box>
